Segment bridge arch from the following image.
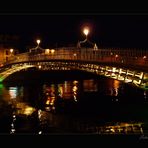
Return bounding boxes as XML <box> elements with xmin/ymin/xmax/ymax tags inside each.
<box><xmin>0</xmin><ymin>60</ymin><xmax>148</xmax><ymax>90</ymax></box>
<box><xmin>1</xmin><ymin>47</ymin><xmax>148</xmax><ymax>90</ymax></box>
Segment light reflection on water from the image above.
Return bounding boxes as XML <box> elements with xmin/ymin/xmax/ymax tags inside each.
<box><xmin>9</xmin><ymin>87</ymin><xmax>18</xmax><ymax>99</ymax></box>
<box><xmin>0</xmin><ymin>76</ymin><xmax>148</xmax><ymax>134</ymax></box>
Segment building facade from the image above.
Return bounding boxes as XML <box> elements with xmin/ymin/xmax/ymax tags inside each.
<box><xmin>0</xmin><ymin>45</ymin><xmax>18</xmax><ymax>66</ymax></box>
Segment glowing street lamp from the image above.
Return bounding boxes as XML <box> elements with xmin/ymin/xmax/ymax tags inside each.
<box><xmin>10</xmin><ymin>48</ymin><xmax>14</xmax><ymax>53</ymax></box>
<box><xmin>77</xmin><ymin>26</ymin><xmax>98</xmax><ymax>50</ymax></box>
<box><xmin>36</xmin><ymin>39</ymin><xmax>41</xmax><ymax>46</ymax></box>
<box><xmin>45</xmin><ymin>49</ymin><xmax>50</xmax><ymax>55</ymax></box>
<box><xmin>77</xmin><ymin>27</ymin><xmax>90</xmax><ymax>48</ymax></box>
<box><xmin>9</xmin><ymin>48</ymin><xmax>14</xmax><ymax>60</ymax></box>
<box><xmin>83</xmin><ymin>27</ymin><xmax>89</xmax><ymax>39</ymax></box>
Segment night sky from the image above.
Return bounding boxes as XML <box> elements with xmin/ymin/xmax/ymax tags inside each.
<box><xmin>1</xmin><ymin>14</ymin><xmax>148</xmax><ymax>52</ymax></box>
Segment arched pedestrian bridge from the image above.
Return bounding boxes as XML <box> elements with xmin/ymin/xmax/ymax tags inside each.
<box><xmin>1</xmin><ymin>47</ymin><xmax>148</xmax><ymax>90</ymax></box>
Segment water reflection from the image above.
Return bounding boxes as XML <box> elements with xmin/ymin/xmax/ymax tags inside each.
<box><xmin>113</xmin><ymin>80</ymin><xmax>120</xmax><ymax>96</ymax></box>
<box><xmin>106</xmin><ymin>79</ymin><xmax>120</xmax><ymax>97</ymax></box>
<box><xmin>9</xmin><ymin>87</ymin><xmax>18</xmax><ymax>99</ymax></box>
<box><xmin>0</xmin><ymin>83</ymin><xmax>4</xmax><ymax>95</ymax></box>
<box><xmin>98</xmin><ymin>122</ymin><xmax>144</xmax><ymax>135</ymax></box>
<box><xmin>35</xmin><ymin>109</ymin><xmax>146</xmax><ymax>135</ymax></box>
<box><xmin>9</xmin><ymin>101</ymin><xmax>37</xmax><ymax>134</ymax></box>
<box><xmin>10</xmin><ymin>113</ymin><xmax>16</xmax><ymax>134</ymax></box>
<box><xmin>42</xmin><ymin>81</ymin><xmax>79</xmax><ymax>112</ymax></box>
<box><xmin>15</xmin><ymin>103</ymin><xmax>36</xmax><ymax>116</ymax></box>
<box><xmin>83</xmin><ymin>79</ymin><xmax>98</xmax><ymax>92</ymax></box>
<box><xmin>1</xmin><ymin>75</ymin><xmax>148</xmax><ymax>134</ymax></box>
<box><xmin>73</xmin><ymin>80</ymin><xmax>78</xmax><ymax>102</ymax></box>
<box><xmin>144</xmin><ymin>91</ymin><xmax>148</xmax><ymax>102</ymax></box>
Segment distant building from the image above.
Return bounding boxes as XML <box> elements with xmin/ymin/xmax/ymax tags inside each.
<box><xmin>0</xmin><ymin>34</ymin><xmax>20</xmax><ymax>66</ymax></box>
<box><xmin>0</xmin><ymin>45</ymin><xmax>18</xmax><ymax>66</ymax></box>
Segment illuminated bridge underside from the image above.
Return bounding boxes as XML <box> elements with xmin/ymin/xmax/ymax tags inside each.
<box><xmin>1</xmin><ymin>61</ymin><xmax>148</xmax><ymax>90</ymax></box>
<box><xmin>1</xmin><ymin>47</ymin><xmax>148</xmax><ymax>90</ymax></box>
<box><xmin>0</xmin><ymin>64</ymin><xmax>35</xmax><ymax>82</ymax></box>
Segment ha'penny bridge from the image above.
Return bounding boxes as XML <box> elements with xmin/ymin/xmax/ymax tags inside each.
<box><xmin>1</xmin><ymin>46</ymin><xmax>148</xmax><ymax>90</ymax></box>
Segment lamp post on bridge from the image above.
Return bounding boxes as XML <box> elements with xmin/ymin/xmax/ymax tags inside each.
<box><xmin>77</xmin><ymin>27</ymin><xmax>89</xmax><ymax>48</ymax></box>
<box><xmin>36</xmin><ymin>39</ymin><xmax>41</xmax><ymax>47</ymax></box>
<box><xmin>29</xmin><ymin>39</ymin><xmax>43</xmax><ymax>53</ymax></box>
<box><xmin>77</xmin><ymin>26</ymin><xmax>98</xmax><ymax>60</ymax></box>
<box><xmin>83</xmin><ymin>27</ymin><xmax>89</xmax><ymax>41</ymax></box>
<box><xmin>77</xmin><ymin>26</ymin><xmax>98</xmax><ymax>49</ymax></box>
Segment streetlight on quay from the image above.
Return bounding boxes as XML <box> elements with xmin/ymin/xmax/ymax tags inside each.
<box><xmin>10</xmin><ymin>49</ymin><xmax>14</xmax><ymax>58</ymax></box>
<box><xmin>10</xmin><ymin>48</ymin><xmax>14</xmax><ymax>54</ymax></box>
<box><xmin>8</xmin><ymin>48</ymin><xmax>14</xmax><ymax>61</ymax></box>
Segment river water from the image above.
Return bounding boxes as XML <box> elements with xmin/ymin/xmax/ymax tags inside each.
<box><xmin>0</xmin><ymin>70</ymin><xmax>148</xmax><ymax>135</ymax></box>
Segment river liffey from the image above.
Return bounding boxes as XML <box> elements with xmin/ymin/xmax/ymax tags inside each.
<box><xmin>0</xmin><ymin>70</ymin><xmax>148</xmax><ymax>135</ymax></box>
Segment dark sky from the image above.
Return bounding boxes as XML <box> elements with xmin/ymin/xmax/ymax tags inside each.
<box><xmin>1</xmin><ymin>14</ymin><xmax>148</xmax><ymax>51</ymax></box>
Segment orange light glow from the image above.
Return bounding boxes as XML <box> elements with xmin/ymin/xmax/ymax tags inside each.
<box><xmin>83</xmin><ymin>27</ymin><xmax>89</xmax><ymax>36</ymax></box>
<box><xmin>36</xmin><ymin>39</ymin><xmax>41</xmax><ymax>45</ymax></box>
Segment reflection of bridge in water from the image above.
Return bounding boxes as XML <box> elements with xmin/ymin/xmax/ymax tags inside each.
<box><xmin>1</xmin><ymin>47</ymin><xmax>148</xmax><ymax>90</ymax></box>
